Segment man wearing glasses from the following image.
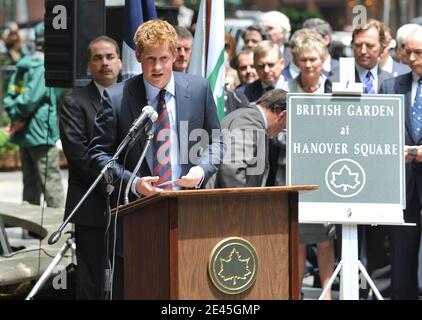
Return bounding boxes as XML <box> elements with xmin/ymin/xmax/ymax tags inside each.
<box><xmin>236</xmin><ymin>40</ymin><xmax>285</xmax><ymax>103</ymax></box>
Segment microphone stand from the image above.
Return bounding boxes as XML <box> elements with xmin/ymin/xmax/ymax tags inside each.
<box><xmin>25</xmin><ymin>122</ymin><xmax>148</xmax><ymax>299</ymax></box>
<box><xmin>124</xmin><ymin>120</ymin><xmax>155</xmax><ymax>204</ymax></box>
<box><xmin>26</xmin><ymin>111</ymin><xmax>155</xmax><ymax>300</ymax></box>
<box><xmin>48</xmin><ymin>132</ymin><xmax>133</xmax><ymax>245</ymax></box>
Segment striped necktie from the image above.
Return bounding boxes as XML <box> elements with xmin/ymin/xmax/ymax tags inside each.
<box><xmin>153</xmin><ymin>89</ymin><xmax>172</xmax><ymax>189</ymax></box>
<box><xmin>363</xmin><ymin>71</ymin><xmax>375</xmax><ymax>94</ymax></box>
<box><xmin>412</xmin><ymin>78</ymin><xmax>422</xmax><ymax>139</ymax></box>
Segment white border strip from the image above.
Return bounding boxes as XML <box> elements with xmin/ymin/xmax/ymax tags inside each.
<box><xmin>298</xmin><ymin>202</ymin><xmax>404</xmax><ymax>225</ymax></box>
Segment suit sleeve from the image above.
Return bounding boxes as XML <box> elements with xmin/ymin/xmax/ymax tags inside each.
<box><xmin>88</xmin><ymin>90</ymin><xmax>133</xmax><ymax>186</ymax></box>
<box><xmin>198</xmin><ymin>81</ymin><xmax>224</xmax><ymax>184</ymax></box>
<box><xmin>60</xmin><ymin>94</ymin><xmax>97</xmax><ymax>181</ymax></box>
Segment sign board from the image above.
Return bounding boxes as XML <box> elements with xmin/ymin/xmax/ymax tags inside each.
<box><xmin>287</xmin><ymin>93</ymin><xmax>405</xmax><ymax>225</ymax></box>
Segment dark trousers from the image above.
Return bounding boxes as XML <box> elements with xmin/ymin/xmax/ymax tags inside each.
<box><xmin>75</xmin><ymin>224</ymin><xmax>106</xmax><ymax>300</ymax></box>
<box><xmin>390</xmin><ymin>190</ymin><xmax>421</xmax><ymax>300</ymax></box>
<box><xmin>20</xmin><ymin>145</ymin><xmax>64</xmax><ymax>208</ymax></box>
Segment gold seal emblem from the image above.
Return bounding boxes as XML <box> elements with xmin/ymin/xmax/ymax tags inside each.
<box><xmin>208</xmin><ymin>237</ymin><xmax>258</xmax><ymax>295</ymax></box>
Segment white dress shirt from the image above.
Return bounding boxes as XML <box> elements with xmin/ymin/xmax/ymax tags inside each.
<box><xmin>355</xmin><ymin>64</ymin><xmax>379</xmax><ymax>93</ymax></box>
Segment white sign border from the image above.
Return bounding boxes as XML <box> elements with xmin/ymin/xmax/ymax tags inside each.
<box><xmin>287</xmin><ymin>93</ymin><xmax>405</xmax><ymax>225</ymax></box>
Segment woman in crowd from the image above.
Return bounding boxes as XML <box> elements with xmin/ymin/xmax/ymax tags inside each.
<box><xmin>282</xmin><ymin>28</ymin><xmax>336</xmax><ymax>299</ymax></box>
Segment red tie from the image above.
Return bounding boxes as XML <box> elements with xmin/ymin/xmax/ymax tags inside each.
<box><xmin>153</xmin><ymin>89</ymin><xmax>172</xmax><ymax>189</ymax></box>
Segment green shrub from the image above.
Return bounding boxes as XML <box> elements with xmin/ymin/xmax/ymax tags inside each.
<box><xmin>0</xmin><ymin>128</ymin><xmax>18</xmax><ymax>155</ymax></box>
<box><xmin>2</xmin><ymin>112</ymin><xmax>11</xmax><ymax>127</ymax></box>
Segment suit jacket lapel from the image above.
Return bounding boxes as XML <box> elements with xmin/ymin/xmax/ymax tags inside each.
<box><xmin>377</xmin><ymin>69</ymin><xmax>392</xmax><ymax>91</ymax></box>
<box><xmin>174</xmin><ymin>73</ymin><xmax>191</xmax><ymax>141</ymax></box>
<box><xmin>87</xmin><ymin>81</ymin><xmax>102</xmax><ymax>113</ymax></box>
<box><xmin>354</xmin><ymin>68</ymin><xmax>361</xmax><ymax>83</ymax></box>
<box><xmin>127</xmin><ymin>75</ymin><xmax>153</xmax><ymax>174</ymax></box>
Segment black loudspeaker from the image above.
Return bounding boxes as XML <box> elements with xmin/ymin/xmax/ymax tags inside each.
<box><xmin>105</xmin><ymin>4</ymin><xmax>179</xmax><ymax>56</ymax></box>
<box><xmin>44</xmin><ymin>0</ymin><xmax>105</xmax><ymax>88</ymax></box>
<box><xmin>156</xmin><ymin>5</ymin><xmax>179</xmax><ymax>26</ymax></box>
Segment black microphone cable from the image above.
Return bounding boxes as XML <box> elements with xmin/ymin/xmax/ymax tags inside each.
<box><xmin>105</xmin><ymin>147</ymin><xmax>129</xmax><ymax>300</ymax></box>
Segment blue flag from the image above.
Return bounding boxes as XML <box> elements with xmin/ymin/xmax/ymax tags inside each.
<box><xmin>122</xmin><ymin>0</ymin><xmax>157</xmax><ymax>80</ymax></box>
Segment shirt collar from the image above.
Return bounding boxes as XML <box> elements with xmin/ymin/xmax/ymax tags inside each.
<box><xmin>143</xmin><ymin>73</ymin><xmax>176</xmax><ymax>105</ymax></box>
<box><xmin>93</xmin><ymin>81</ymin><xmax>105</xmax><ymax>97</ymax></box>
<box><xmin>255</xmin><ymin>104</ymin><xmax>268</xmax><ymax>130</ymax></box>
<box><xmin>356</xmin><ymin>63</ymin><xmax>378</xmax><ymax>80</ymax></box>
<box><xmin>382</xmin><ymin>55</ymin><xmax>394</xmax><ymax>74</ymax></box>
<box><xmin>261</xmin><ymin>74</ymin><xmax>285</xmax><ymax>90</ymax></box>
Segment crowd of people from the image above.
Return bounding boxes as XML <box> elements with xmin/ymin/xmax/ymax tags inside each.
<box><xmin>1</xmin><ymin>5</ymin><xmax>422</xmax><ymax>301</ymax></box>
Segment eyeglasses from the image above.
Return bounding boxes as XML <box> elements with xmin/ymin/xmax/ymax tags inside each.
<box><xmin>256</xmin><ymin>62</ymin><xmax>277</xmax><ymax>70</ymax></box>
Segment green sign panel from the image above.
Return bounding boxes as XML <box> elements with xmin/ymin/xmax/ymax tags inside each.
<box><xmin>287</xmin><ymin>93</ymin><xmax>405</xmax><ymax>224</ymax></box>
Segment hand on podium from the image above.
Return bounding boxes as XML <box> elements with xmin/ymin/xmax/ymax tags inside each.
<box><xmin>135</xmin><ymin>176</ymin><xmax>162</xmax><ymax>197</ymax></box>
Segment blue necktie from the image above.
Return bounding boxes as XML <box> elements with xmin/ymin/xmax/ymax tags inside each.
<box><xmin>363</xmin><ymin>71</ymin><xmax>375</xmax><ymax>94</ymax></box>
<box><xmin>153</xmin><ymin>89</ymin><xmax>172</xmax><ymax>189</ymax></box>
<box><xmin>412</xmin><ymin>78</ymin><xmax>422</xmax><ymax>139</ymax></box>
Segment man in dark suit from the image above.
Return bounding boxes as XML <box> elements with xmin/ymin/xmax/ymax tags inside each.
<box><xmin>331</xmin><ymin>20</ymin><xmax>394</xmax><ymax>298</ymax></box>
<box><xmin>236</xmin><ymin>40</ymin><xmax>286</xmax><ymax>187</ymax></box>
<box><xmin>208</xmin><ymin>89</ymin><xmax>287</xmax><ymax>188</ymax></box>
<box><xmin>331</xmin><ymin>20</ymin><xmax>392</xmax><ymax>93</ymax></box>
<box><xmin>59</xmin><ymin>36</ymin><xmax>122</xmax><ymax>299</ymax></box>
<box><xmin>379</xmin><ymin>26</ymin><xmax>422</xmax><ymax>300</ymax></box>
<box><xmin>236</xmin><ymin>40</ymin><xmax>285</xmax><ymax>103</ymax></box>
<box><xmin>88</xmin><ymin>19</ymin><xmax>223</xmax><ymax>298</ymax></box>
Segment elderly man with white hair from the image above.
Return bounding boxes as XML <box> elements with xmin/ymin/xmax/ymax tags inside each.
<box><xmin>259</xmin><ymin>11</ymin><xmax>292</xmax><ymax>65</ymax></box>
<box><xmin>395</xmin><ymin>23</ymin><xmax>420</xmax><ymax>65</ymax></box>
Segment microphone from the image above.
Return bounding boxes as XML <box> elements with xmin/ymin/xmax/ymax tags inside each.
<box><xmin>128</xmin><ymin>105</ymin><xmax>155</xmax><ymax>137</ymax></box>
<box><xmin>124</xmin><ymin>109</ymin><xmax>158</xmax><ymax>204</ymax></box>
<box><xmin>127</xmin><ymin>108</ymin><xmax>158</xmax><ymax>150</ymax></box>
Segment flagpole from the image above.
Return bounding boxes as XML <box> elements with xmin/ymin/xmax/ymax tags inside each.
<box><xmin>205</xmin><ymin>0</ymin><xmax>211</xmax><ymax>70</ymax></box>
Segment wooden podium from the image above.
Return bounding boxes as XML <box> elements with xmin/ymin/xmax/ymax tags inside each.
<box><xmin>117</xmin><ymin>185</ymin><xmax>317</xmax><ymax>300</ymax></box>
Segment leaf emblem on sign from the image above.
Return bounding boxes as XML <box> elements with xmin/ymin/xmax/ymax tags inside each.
<box><xmin>330</xmin><ymin>165</ymin><xmax>360</xmax><ymax>192</ymax></box>
<box><xmin>218</xmin><ymin>248</ymin><xmax>252</xmax><ymax>285</ymax></box>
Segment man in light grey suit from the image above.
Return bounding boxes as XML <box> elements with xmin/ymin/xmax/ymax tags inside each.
<box><xmin>208</xmin><ymin>89</ymin><xmax>287</xmax><ymax>188</ymax></box>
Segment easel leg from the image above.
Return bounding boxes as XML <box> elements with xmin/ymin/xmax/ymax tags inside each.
<box><xmin>318</xmin><ymin>261</ymin><xmax>343</xmax><ymax>300</ymax></box>
<box><xmin>318</xmin><ymin>224</ymin><xmax>383</xmax><ymax>300</ymax></box>
<box><xmin>340</xmin><ymin>224</ymin><xmax>360</xmax><ymax>299</ymax></box>
<box><xmin>358</xmin><ymin>261</ymin><xmax>383</xmax><ymax>300</ymax></box>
